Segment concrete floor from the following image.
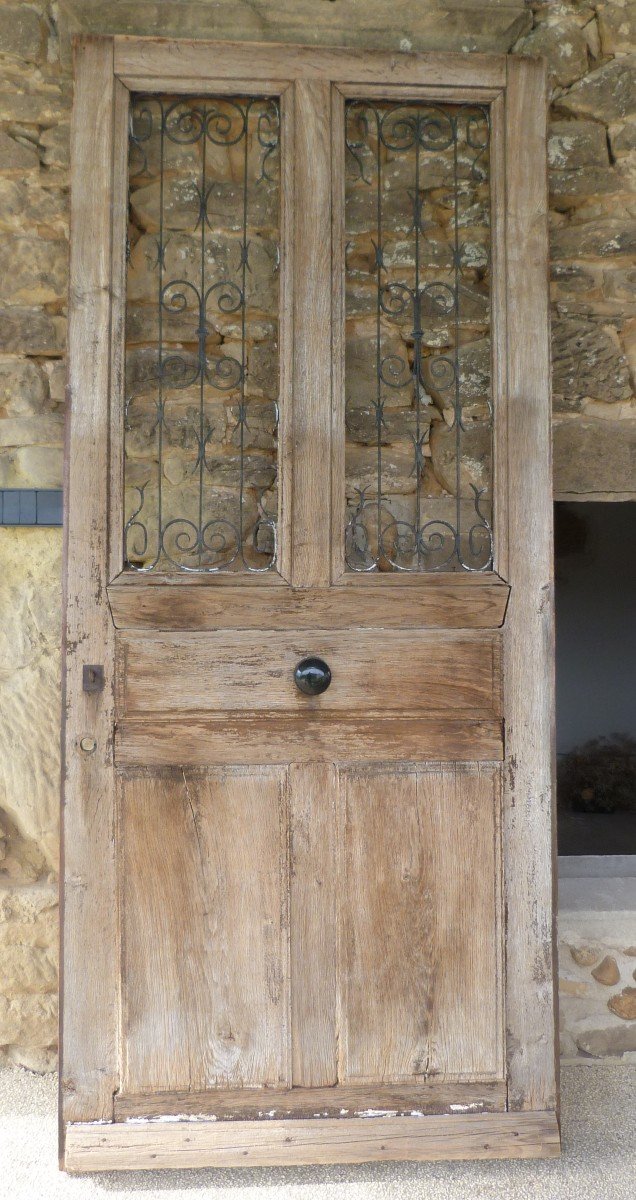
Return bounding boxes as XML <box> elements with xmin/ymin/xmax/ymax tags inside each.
<box><xmin>1</xmin><ymin>1064</ymin><xmax>634</xmax><ymax>1199</ymax></box>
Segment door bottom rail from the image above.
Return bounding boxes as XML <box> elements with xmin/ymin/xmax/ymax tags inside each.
<box><xmin>63</xmin><ymin>1110</ymin><xmax>560</xmax><ymax>1171</ymax></box>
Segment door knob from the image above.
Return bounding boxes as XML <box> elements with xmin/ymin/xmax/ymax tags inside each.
<box><xmin>294</xmin><ymin>657</ymin><xmax>332</xmax><ymax>696</ymax></box>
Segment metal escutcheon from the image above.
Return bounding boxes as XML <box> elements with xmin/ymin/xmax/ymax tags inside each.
<box><xmin>294</xmin><ymin>657</ymin><xmax>332</xmax><ymax>696</ymax></box>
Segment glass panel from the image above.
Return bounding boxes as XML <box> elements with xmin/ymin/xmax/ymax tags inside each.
<box><xmin>124</xmin><ymin>95</ymin><xmax>280</xmax><ymax>572</ymax></box>
<box><xmin>344</xmin><ymin>100</ymin><xmax>493</xmax><ymax>572</ymax></box>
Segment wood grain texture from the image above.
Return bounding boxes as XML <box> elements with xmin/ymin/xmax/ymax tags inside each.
<box><xmin>489</xmin><ymin>90</ymin><xmax>509</xmax><ymax>581</ymax></box>
<box><xmin>502</xmin><ymin>57</ymin><xmax>558</xmax><ymax>1114</ymax></box>
<box><xmin>114</xmin><ymin>1079</ymin><xmax>506</xmax><ymax>1121</ymax></box>
<box><xmin>422</xmin><ymin>764</ymin><xmax>504</xmax><ymax>1080</ymax></box>
<box><xmin>340</xmin><ymin>765</ymin><xmax>503</xmax><ymax>1083</ymax></box>
<box><xmin>116</xmin><ymin>629</ymin><xmax>502</xmax><ymax>717</ymax></box>
<box><xmin>107</xmin><ymin>78</ymin><xmax>129</xmax><ymax>582</ymax></box>
<box><xmin>113</xmin><ymin>38</ymin><xmax>508</xmax><ymax>88</ymax></box>
<box><xmin>289</xmin><ymin>764</ymin><xmax>338</xmax><ymax>1087</ymax></box>
<box><xmin>120</xmin><ymin>769</ymin><xmax>290</xmax><ymax>1093</ymax></box>
<box><xmin>115</xmin><ymin>715</ymin><xmax>504</xmax><ymax>766</ymax></box>
<box><xmin>107</xmin><ymin>578</ymin><xmax>511</xmax><ymax>629</ymax></box>
<box><xmin>64</xmin><ymin>1110</ymin><xmax>560</xmax><ymax>1171</ymax></box>
<box><xmin>330</xmin><ymin>83</ymin><xmax>346</xmax><ymax>581</ymax></box>
<box><xmin>276</xmin><ymin>83</ymin><xmax>294</xmax><ymax>582</ymax></box>
<box><xmin>291</xmin><ymin>79</ymin><xmax>332</xmax><ymax>586</ymax></box>
<box><xmin>61</xmin><ymin>35</ymin><xmax>118</xmax><ymax>1128</ymax></box>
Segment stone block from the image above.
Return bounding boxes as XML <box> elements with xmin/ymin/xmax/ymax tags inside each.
<box><xmin>0</xmin><ymin>307</ymin><xmax>66</xmax><ymax>356</ymax></box>
<box><xmin>552</xmin><ymin>317</ymin><xmax>632</xmax><ymax>403</ymax></box>
<box><xmin>548</xmin><ymin>121</ymin><xmax>610</xmax><ymax>170</ymax></box>
<box><xmin>557</xmin><ymin>58</ymin><xmax>636</xmax><ymax>123</ymax></box>
<box><xmin>60</xmin><ymin>1</ymin><xmax>531</xmax><ymax>55</ymax></box>
<box><xmin>0</xmin><ymin>179</ymin><xmax>70</xmax><ymax>236</ymax></box>
<box><xmin>576</xmin><ymin>1024</ymin><xmax>636</xmax><ymax>1056</ymax></box>
<box><xmin>0</xmin><ymin>238</ymin><xmax>67</xmax><ymax>305</ymax></box>
<box><xmin>39</xmin><ymin>123</ymin><xmax>70</xmax><ymax>170</ymax></box>
<box><xmin>0</xmin><ymin>130</ymin><xmax>39</xmax><ymax>174</ymax></box>
<box><xmin>516</xmin><ymin>19</ymin><xmax>589</xmax><ymax>87</ymax></box>
<box><xmin>0</xmin><ymin>529</ymin><xmax>62</xmax><ymax>873</ymax></box>
<box><xmin>592</xmin><ymin>955</ymin><xmax>621</xmax><ymax>985</ymax></box>
<box><xmin>0</xmin><ymin>6</ymin><xmax>47</xmax><ymax>64</ymax></box>
<box><xmin>551</xmin><ymin>218</ymin><xmax>636</xmax><ymax>259</ymax></box>
<box><xmin>553</xmin><ymin>418</ymin><xmax>636</xmax><ymax>493</ymax></box>
<box><xmin>608</xmin><ymin>987</ymin><xmax>636</xmax><ymax>1019</ymax></box>
<box><xmin>610</xmin><ymin>122</ymin><xmax>636</xmax><ymax>158</ymax></box>
<box><xmin>549</xmin><ymin>166</ymin><xmax>623</xmax><ymax>207</ymax></box>
<box><xmin>0</xmin><ymin>357</ymin><xmax>48</xmax><ymax>416</ymax></box>
<box><xmin>0</xmin><ymin>416</ymin><xmax>64</xmax><ymax>449</ymax></box>
<box><xmin>0</xmin><ymin>993</ymin><xmax>57</xmax><ymax>1047</ymax></box>
<box><xmin>429</xmin><ymin>421</ymin><xmax>491</xmax><ymax>496</ymax></box>
<box><xmin>597</xmin><ymin>1</ymin><xmax>636</xmax><ymax>54</ymax></box>
<box><xmin>0</xmin><ymin>445</ymin><xmax>64</xmax><ymax>487</ymax></box>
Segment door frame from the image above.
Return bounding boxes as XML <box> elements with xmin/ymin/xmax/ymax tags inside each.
<box><xmin>61</xmin><ymin>35</ymin><xmax>558</xmax><ymax>1168</ymax></box>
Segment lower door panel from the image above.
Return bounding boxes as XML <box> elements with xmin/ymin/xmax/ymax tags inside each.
<box><xmin>118</xmin><ymin>762</ymin><xmax>503</xmax><ymax>1108</ymax></box>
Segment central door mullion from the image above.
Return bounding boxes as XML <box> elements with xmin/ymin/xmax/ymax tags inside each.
<box><xmin>290</xmin><ymin>78</ymin><xmax>333</xmax><ymax>588</ymax></box>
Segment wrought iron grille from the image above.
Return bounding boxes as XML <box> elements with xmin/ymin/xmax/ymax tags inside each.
<box><xmin>124</xmin><ymin>95</ymin><xmax>280</xmax><ymax>573</ymax></box>
<box><xmin>344</xmin><ymin>100</ymin><xmax>493</xmax><ymax>572</ymax></box>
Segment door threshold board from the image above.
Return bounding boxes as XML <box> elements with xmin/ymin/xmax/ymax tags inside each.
<box><xmin>63</xmin><ymin>1110</ymin><xmax>560</xmax><ymax>1171</ymax></box>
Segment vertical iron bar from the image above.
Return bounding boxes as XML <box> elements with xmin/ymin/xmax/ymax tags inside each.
<box><xmin>452</xmin><ymin>116</ymin><xmax>461</xmax><ymax>567</ymax></box>
<box><xmin>413</xmin><ymin>118</ymin><xmax>422</xmax><ymax>567</ymax></box>
<box><xmin>375</xmin><ymin>109</ymin><xmax>382</xmax><ymax>568</ymax></box>
<box><xmin>157</xmin><ymin>102</ymin><xmax>164</xmax><ymax>566</ymax></box>
<box><xmin>197</xmin><ymin>113</ymin><xmax>207</xmax><ymax>569</ymax></box>
<box><xmin>239</xmin><ymin>103</ymin><xmax>249</xmax><ymax>565</ymax></box>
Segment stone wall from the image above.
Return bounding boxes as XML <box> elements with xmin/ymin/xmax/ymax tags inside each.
<box><xmin>0</xmin><ymin>0</ymin><xmax>634</xmax><ymax>1066</ymax></box>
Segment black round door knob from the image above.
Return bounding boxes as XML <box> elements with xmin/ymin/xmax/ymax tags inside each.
<box><xmin>294</xmin><ymin>657</ymin><xmax>332</xmax><ymax>696</ymax></box>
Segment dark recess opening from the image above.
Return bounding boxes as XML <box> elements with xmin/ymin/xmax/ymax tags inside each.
<box><xmin>555</xmin><ymin>501</ymin><xmax>636</xmax><ymax>856</ymax></box>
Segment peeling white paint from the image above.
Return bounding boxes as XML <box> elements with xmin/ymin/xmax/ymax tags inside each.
<box><xmin>354</xmin><ymin>1108</ymin><xmax>399</xmax><ymax>1118</ymax></box>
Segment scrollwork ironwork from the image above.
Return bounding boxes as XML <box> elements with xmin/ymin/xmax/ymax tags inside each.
<box><xmin>344</xmin><ymin>99</ymin><xmax>493</xmax><ymax>573</ymax></box>
<box><xmin>124</xmin><ymin>95</ymin><xmax>280</xmax><ymax>573</ymax></box>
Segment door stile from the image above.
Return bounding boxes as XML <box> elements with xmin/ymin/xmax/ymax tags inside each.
<box><xmin>276</xmin><ymin>83</ymin><xmax>294</xmax><ymax>583</ymax></box>
<box><xmin>107</xmin><ymin>80</ymin><xmax>131</xmax><ymax>583</ymax></box>
<box><xmin>501</xmin><ymin>56</ymin><xmax>557</xmax><ymax>1115</ymax></box>
<box><xmin>290</xmin><ymin>78</ymin><xmax>333</xmax><ymax>588</ymax></box>
<box><xmin>330</xmin><ymin>83</ymin><xmax>346</xmax><ymax>583</ymax></box>
<box><xmin>488</xmin><ymin>90</ymin><xmax>509</xmax><ymax>583</ymax></box>
<box><xmin>62</xmin><ymin>35</ymin><xmax>120</xmax><ymax>1129</ymax></box>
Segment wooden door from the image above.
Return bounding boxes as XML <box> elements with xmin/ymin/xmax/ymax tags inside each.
<box><xmin>61</xmin><ymin>37</ymin><xmax>559</xmax><ymax>1170</ymax></box>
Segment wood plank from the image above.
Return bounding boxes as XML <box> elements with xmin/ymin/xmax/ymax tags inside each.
<box><xmin>113</xmin><ymin>38</ymin><xmax>508</xmax><ymax>88</ymax></box>
<box><xmin>121</xmin><ymin>769</ymin><xmax>290</xmax><ymax>1093</ymax></box>
<box><xmin>331</xmin><ymin>83</ymin><xmax>346</xmax><ymax>581</ymax></box>
<box><xmin>107</xmin><ymin>78</ymin><xmax>129</xmax><ymax>581</ymax></box>
<box><xmin>64</xmin><ymin>1110</ymin><xmax>561</xmax><ymax>1171</ymax></box>
<box><xmin>502</xmin><ymin>57</ymin><xmax>558</xmax><ymax>1114</ymax></box>
<box><xmin>489</xmin><ymin>90</ymin><xmax>509</xmax><ymax>581</ymax></box>
<box><xmin>291</xmin><ymin>78</ymin><xmax>332</xmax><ymax>586</ymax></box>
<box><xmin>107</xmin><ymin>578</ymin><xmax>511</xmax><ymax>629</ymax></box>
<box><xmin>340</xmin><ymin>765</ymin><xmax>503</xmax><ymax>1083</ymax></box>
<box><xmin>116</xmin><ymin>716</ymin><xmax>504</xmax><ymax>767</ymax></box>
<box><xmin>61</xmin><ymin>34</ymin><xmax>118</xmax><ymax>1127</ymax></box>
<box><xmin>289</xmin><ymin>764</ymin><xmax>338</xmax><ymax>1087</ymax></box>
<box><xmin>277</xmin><ymin>83</ymin><xmax>294</xmax><ymax>582</ymax></box>
<box><xmin>340</xmin><ymin>770</ymin><xmax>429</xmax><ymax>1082</ymax></box>
<box><xmin>422</xmin><ymin>764</ymin><xmax>504</xmax><ymax>1079</ymax></box>
<box><xmin>115</xmin><ymin>1080</ymin><xmax>507</xmax><ymax>1121</ymax></box>
<box><xmin>116</xmin><ymin>629</ymin><xmax>501</xmax><ymax>717</ymax></box>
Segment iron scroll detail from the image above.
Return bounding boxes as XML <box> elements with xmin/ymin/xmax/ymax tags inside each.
<box><xmin>344</xmin><ymin>100</ymin><xmax>494</xmax><ymax>573</ymax></box>
<box><xmin>124</xmin><ymin>95</ymin><xmax>280</xmax><ymax>573</ymax></box>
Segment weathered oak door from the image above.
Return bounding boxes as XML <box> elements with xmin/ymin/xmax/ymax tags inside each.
<box><xmin>61</xmin><ymin>37</ymin><xmax>559</xmax><ymax>1170</ymax></box>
